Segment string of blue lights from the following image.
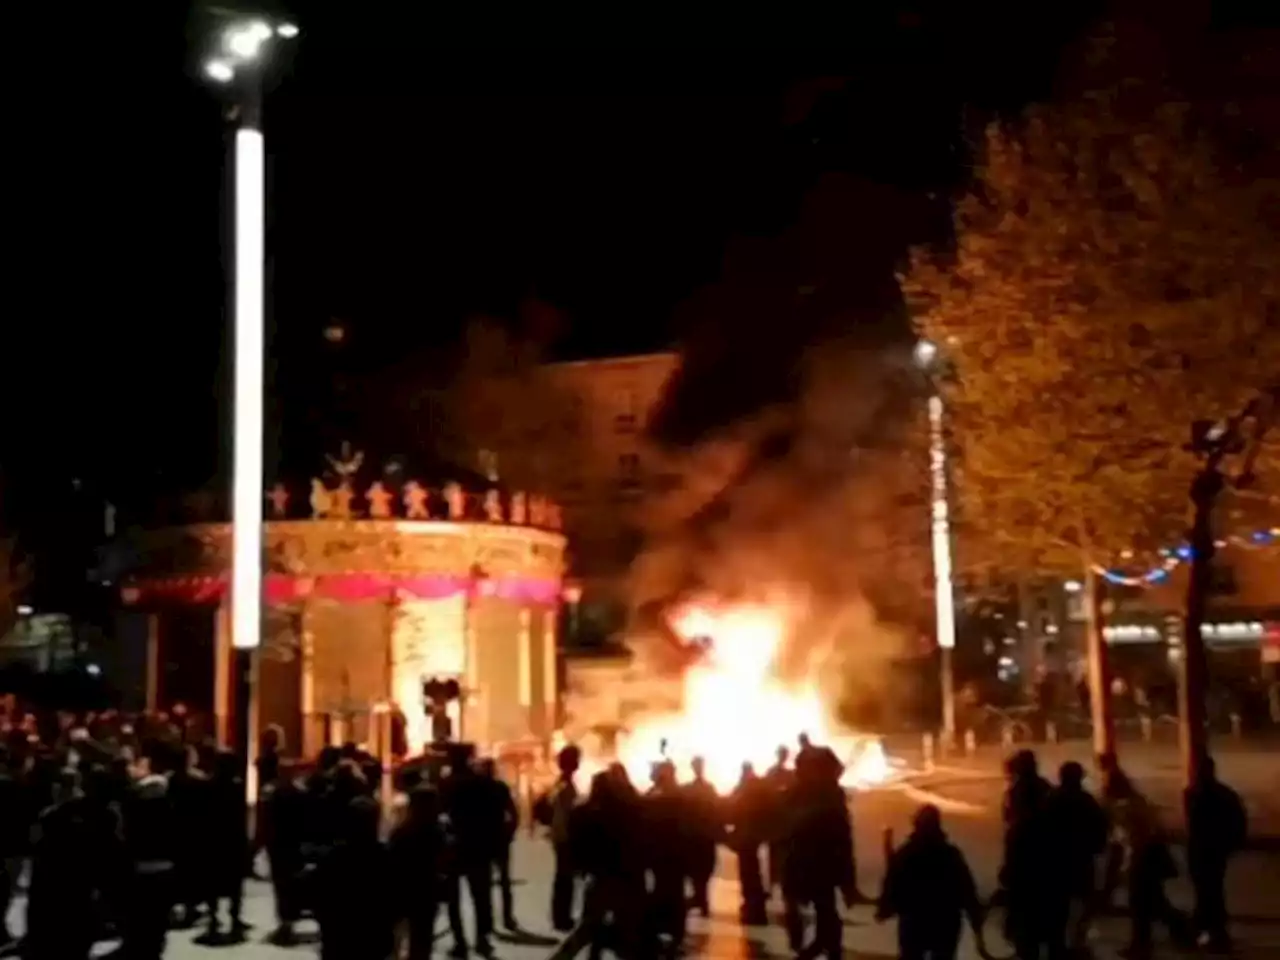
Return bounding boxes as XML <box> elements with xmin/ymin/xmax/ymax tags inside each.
<box><xmin>1092</xmin><ymin>527</ymin><xmax>1280</xmax><ymax>587</ymax></box>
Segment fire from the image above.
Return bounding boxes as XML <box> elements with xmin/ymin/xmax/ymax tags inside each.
<box><xmin>608</xmin><ymin>600</ymin><xmax>897</xmax><ymax>794</ymax></box>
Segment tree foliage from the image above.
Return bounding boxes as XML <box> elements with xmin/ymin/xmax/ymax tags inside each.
<box><xmin>902</xmin><ymin>88</ymin><xmax>1280</xmax><ymax>576</ymax></box>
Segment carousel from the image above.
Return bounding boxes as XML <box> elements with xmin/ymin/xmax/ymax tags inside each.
<box><xmin>114</xmin><ymin>448</ymin><xmax>568</xmax><ymax>763</ymax></box>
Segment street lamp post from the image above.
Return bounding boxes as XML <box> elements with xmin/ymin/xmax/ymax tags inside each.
<box><xmin>202</xmin><ymin>15</ymin><xmax>297</xmax><ymax>803</ymax></box>
<box><xmin>916</xmin><ymin>340</ymin><xmax>958</xmax><ymax>744</ymax></box>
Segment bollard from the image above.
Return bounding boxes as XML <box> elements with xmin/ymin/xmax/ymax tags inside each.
<box><xmin>1230</xmin><ymin>713</ymin><xmax>1242</xmax><ymax>739</ymax></box>
<box><xmin>1140</xmin><ymin>714</ymin><xmax>1153</xmax><ymax>742</ymax></box>
<box><xmin>922</xmin><ymin>732</ymin><xmax>935</xmax><ymax>772</ymax></box>
<box><xmin>964</xmin><ymin>729</ymin><xmax>977</xmax><ymax>755</ymax></box>
<box><xmin>1001</xmin><ymin>725</ymin><xmax>1014</xmax><ymax>749</ymax></box>
<box><xmin>1045</xmin><ymin>720</ymin><xmax>1058</xmax><ymax>744</ymax></box>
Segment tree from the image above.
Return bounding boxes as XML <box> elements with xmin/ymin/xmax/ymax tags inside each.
<box><xmin>901</xmin><ymin>86</ymin><xmax>1280</xmax><ymax>750</ymax></box>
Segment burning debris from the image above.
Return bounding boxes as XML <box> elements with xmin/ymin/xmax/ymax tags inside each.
<box><xmin>591</xmin><ymin>597</ymin><xmax>899</xmax><ymax>794</ymax></box>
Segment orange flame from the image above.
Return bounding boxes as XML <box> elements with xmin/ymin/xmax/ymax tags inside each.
<box><xmin>607</xmin><ymin>599</ymin><xmax>895</xmax><ymax>793</ymax></box>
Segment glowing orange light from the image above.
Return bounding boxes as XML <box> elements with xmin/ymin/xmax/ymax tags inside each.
<box><xmin>600</xmin><ymin>599</ymin><xmax>896</xmax><ymax>793</ymax></box>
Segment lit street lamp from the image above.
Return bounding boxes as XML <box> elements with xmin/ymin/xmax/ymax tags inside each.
<box><xmin>915</xmin><ymin>340</ymin><xmax>957</xmax><ymax>743</ymax></box>
<box><xmin>201</xmin><ymin>12</ymin><xmax>298</xmax><ymax>800</ymax></box>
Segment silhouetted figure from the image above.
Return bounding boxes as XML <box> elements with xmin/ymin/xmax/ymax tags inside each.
<box><xmin>877</xmin><ymin>804</ymin><xmax>983</xmax><ymax>960</ymax></box>
<box><xmin>1124</xmin><ymin>805</ymin><xmax>1190</xmax><ymax>960</ymax></box>
<box><xmin>169</xmin><ymin>745</ymin><xmax>212</xmax><ymax>929</ymax></box>
<box><xmin>997</xmin><ymin>749</ymin><xmax>1058</xmax><ymax>960</ymax></box>
<box><xmin>196</xmin><ymin>749</ymin><xmax>249</xmax><ymax>942</ymax></box>
<box><xmin>1183</xmin><ymin>755</ymin><xmax>1247</xmax><ymax>952</ymax></box>
<box><xmin>0</xmin><ymin>745</ymin><xmax>26</xmax><ymax>948</ymax></box>
<box><xmin>727</xmin><ymin>762</ymin><xmax>768</xmax><ymax>925</ymax></box>
<box><xmin>316</xmin><ymin>796</ymin><xmax>396</xmax><ymax>960</ymax></box>
<box><xmin>549</xmin><ymin>744</ymin><xmax>582</xmax><ymax>932</ymax></box>
<box><xmin>645</xmin><ymin>760</ymin><xmax>688</xmax><ymax>956</ymax></box>
<box><xmin>781</xmin><ymin>747</ymin><xmax>855</xmax><ymax>960</ymax></box>
<box><xmin>389</xmin><ymin>786</ymin><xmax>449</xmax><ymax>960</ymax></box>
<box><xmin>764</xmin><ymin>745</ymin><xmax>795</xmax><ymax>899</ymax></box>
<box><xmin>566</xmin><ymin>765</ymin><xmax>645</xmax><ymax>960</ymax></box>
<box><xmin>24</xmin><ymin>770</ymin><xmax>97</xmax><ymax>960</ymax></box>
<box><xmin>1045</xmin><ymin>761</ymin><xmax>1109</xmax><ymax>950</ymax></box>
<box><xmin>119</xmin><ymin>740</ymin><xmax>179</xmax><ymax>960</ymax></box>
<box><xmin>443</xmin><ymin>758</ymin><xmax>496</xmax><ymax>956</ymax></box>
<box><xmin>478</xmin><ymin>758</ymin><xmax>520</xmax><ymax>929</ymax></box>
<box><xmin>262</xmin><ymin>761</ymin><xmax>308</xmax><ymax>946</ymax></box>
<box><xmin>1097</xmin><ymin>750</ymin><xmax>1138</xmax><ymax>911</ymax></box>
<box><xmin>681</xmin><ymin>756</ymin><xmax>721</xmax><ymax>918</ymax></box>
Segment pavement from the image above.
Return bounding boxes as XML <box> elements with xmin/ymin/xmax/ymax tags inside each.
<box><xmin>5</xmin><ymin>745</ymin><xmax>1279</xmax><ymax>958</ymax></box>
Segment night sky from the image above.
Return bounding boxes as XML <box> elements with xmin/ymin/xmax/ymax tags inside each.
<box><xmin>5</xmin><ymin>0</ymin><xmax>1201</xmax><ymax>605</ymax></box>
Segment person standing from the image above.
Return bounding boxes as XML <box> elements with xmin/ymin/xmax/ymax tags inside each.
<box><xmin>1184</xmin><ymin>755</ymin><xmax>1247</xmax><ymax>952</ymax></box>
<box><xmin>877</xmin><ymin>804</ymin><xmax>983</xmax><ymax>960</ymax></box>
<box><xmin>1045</xmin><ymin>760</ymin><xmax>1109</xmax><ymax>950</ymax></box>
<box><xmin>389</xmin><ymin>786</ymin><xmax>449</xmax><ymax>960</ymax></box>
<box><xmin>549</xmin><ymin>744</ymin><xmax>582</xmax><ymax>932</ymax></box>
<box><xmin>119</xmin><ymin>740</ymin><xmax>179</xmax><ymax>960</ymax></box>
<box><xmin>478</xmin><ymin>758</ymin><xmax>520</xmax><ymax>930</ymax></box>
<box><xmin>24</xmin><ymin>769</ymin><xmax>98</xmax><ymax>960</ymax></box>
<box><xmin>727</xmin><ymin>762</ymin><xmax>769</xmax><ymax>925</ymax></box>
<box><xmin>681</xmin><ymin>756</ymin><xmax>722</xmax><ymax>918</ymax></box>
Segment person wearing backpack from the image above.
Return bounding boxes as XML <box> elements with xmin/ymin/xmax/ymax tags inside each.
<box><xmin>1184</xmin><ymin>755</ymin><xmax>1248</xmax><ymax>952</ymax></box>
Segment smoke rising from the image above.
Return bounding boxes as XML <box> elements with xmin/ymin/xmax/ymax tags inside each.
<box><xmin>629</xmin><ymin>334</ymin><xmax>933</xmax><ymax>710</ymax></box>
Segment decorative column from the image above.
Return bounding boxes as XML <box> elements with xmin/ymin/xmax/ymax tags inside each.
<box><xmin>518</xmin><ymin>608</ymin><xmax>533</xmax><ymax>737</ymax></box>
<box><xmin>300</xmin><ymin>602</ymin><xmax>317</xmax><ymax>758</ymax></box>
<box><xmin>214</xmin><ymin>604</ymin><xmax>231</xmax><ymax>747</ymax></box>
<box><xmin>464</xmin><ymin>591</ymin><xmax>482</xmax><ymax>745</ymax></box>
<box><xmin>543</xmin><ymin>608</ymin><xmax>558</xmax><ymax>738</ymax></box>
<box><xmin>145</xmin><ymin>613</ymin><xmax>160</xmax><ymax>713</ymax></box>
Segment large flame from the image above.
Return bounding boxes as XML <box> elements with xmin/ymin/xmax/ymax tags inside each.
<box><xmin>608</xmin><ymin>600</ymin><xmax>896</xmax><ymax>793</ymax></box>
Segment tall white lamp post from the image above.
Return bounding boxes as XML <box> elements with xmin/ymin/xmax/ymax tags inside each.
<box><xmin>203</xmin><ymin>15</ymin><xmax>298</xmax><ymax>801</ymax></box>
<box><xmin>915</xmin><ymin>339</ymin><xmax>957</xmax><ymax>742</ymax></box>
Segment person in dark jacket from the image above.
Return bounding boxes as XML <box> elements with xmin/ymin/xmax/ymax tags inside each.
<box><xmin>727</xmin><ymin>762</ymin><xmax>769</xmax><ymax>925</ymax></box>
<box><xmin>1045</xmin><ymin>761</ymin><xmax>1109</xmax><ymax>950</ymax></box>
<box><xmin>477</xmin><ymin>758</ymin><xmax>521</xmax><ymax>930</ymax></box>
<box><xmin>24</xmin><ymin>769</ymin><xmax>98</xmax><ymax>960</ymax></box>
<box><xmin>997</xmin><ymin>749</ymin><xmax>1058</xmax><ymax>960</ymax></box>
<box><xmin>119</xmin><ymin>740</ymin><xmax>180</xmax><ymax>960</ymax></box>
<box><xmin>389</xmin><ymin>786</ymin><xmax>450</xmax><ymax>960</ymax></box>
<box><xmin>1184</xmin><ymin>755</ymin><xmax>1247</xmax><ymax>951</ymax></box>
<box><xmin>316</xmin><ymin>796</ymin><xmax>396</xmax><ymax>960</ymax></box>
<box><xmin>681</xmin><ymin>756</ymin><xmax>722</xmax><ymax>918</ymax></box>
<box><xmin>262</xmin><ymin>761</ymin><xmax>308</xmax><ymax>946</ymax></box>
<box><xmin>191</xmin><ymin>749</ymin><xmax>250</xmax><ymax>943</ymax></box>
<box><xmin>0</xmin><ymin>745</ymin><xmax>27</xmax><ymax>948</ymax></box>
<box><xmin>781</xmin><ymin>750</ymin><xmax>856</xmax><ymax>960</ymax></box>
<box><xmin>877</xmin><ymin>804</ymin><xmax>983</xmax><ymax>960</ymax></box>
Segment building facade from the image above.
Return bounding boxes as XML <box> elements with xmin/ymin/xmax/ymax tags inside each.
<box><xmin>110</xmin><ymin>478</ymin><xmax>567</xmax><ymax>761</ymax></box>
<box><xmin>448</xmin><ymin>352</ymin><xmax>681</xmax><ymax>639</ymax></box>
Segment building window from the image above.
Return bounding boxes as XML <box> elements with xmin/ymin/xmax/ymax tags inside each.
<box><xmin>618</xmin><ymin>453</ymin><xmax>641</xmax><ymax>495</ymax></box>
<box><xmin>614</xmin><ymin>389</ymin><xmax>638</xmax><ymax>434</ymax></box>
<box><xmin>563</xmin><ymin>397</ymin><xmax>583</xmax><ymax>434</ymax></box>
<box><xmin>614</xmin><ymin>412</ymin><xmax>638</xmax><ymax>434</ymax></box>
<box><xmin>1209</xmin><ymin>566</ymin><xmax>1238</xmax><ymax>596</ymax></box>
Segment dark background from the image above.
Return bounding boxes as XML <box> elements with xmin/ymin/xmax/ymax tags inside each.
<box><xmin>8</xmin><ymin>1</ymin><xmax>1273</xmax><ymax>610</ymax></box>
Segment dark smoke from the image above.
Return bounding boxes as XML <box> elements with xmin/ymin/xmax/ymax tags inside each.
<box><xmin>629</xmin><ymin>335</ymin><xmax>932</xmax><ymax>679</ymax></box>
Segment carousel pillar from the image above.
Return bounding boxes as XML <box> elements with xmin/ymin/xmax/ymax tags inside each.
<box><xmin>543</xmin><ymin>608</ymin><xmax>558</xmax><ymax>739</ymax></box>
<box><xmin>214</xmin><ymin>603</ymin><xmax>232</xmax><ymax>747</ymax></box>
<box><xmin>518</xmin><ymin>608</ymin><xmax>533</xmax><ymax>736</ymax></box>
<box><xmin>299</xmin><ymin>602</ymin><xmax>317</xmax><ymax>757</ymax></box>
<box><xmin>464</xmin><ymin>591</ymin><xmax>481</xmax><ymax>745</ymax></box>
<box><xmin>145</xmin><ymin>613</ymin><xmax>160</xmax><ymax>713</ymax></box>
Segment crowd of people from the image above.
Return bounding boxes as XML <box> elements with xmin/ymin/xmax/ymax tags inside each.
<box><xmin>539</xmin><ymin>739</ymin><xmax>1250</xmax><ymax>960</ymax></box>
<box><xmin>0</xmin><ymin>707</ymin><xmax>523</xmax><ymax>960</ymax></box>
<box><xmin>0</xmin><ymin>702</ymin><xmax>1254</xmax><ymax>960</ymax></box>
